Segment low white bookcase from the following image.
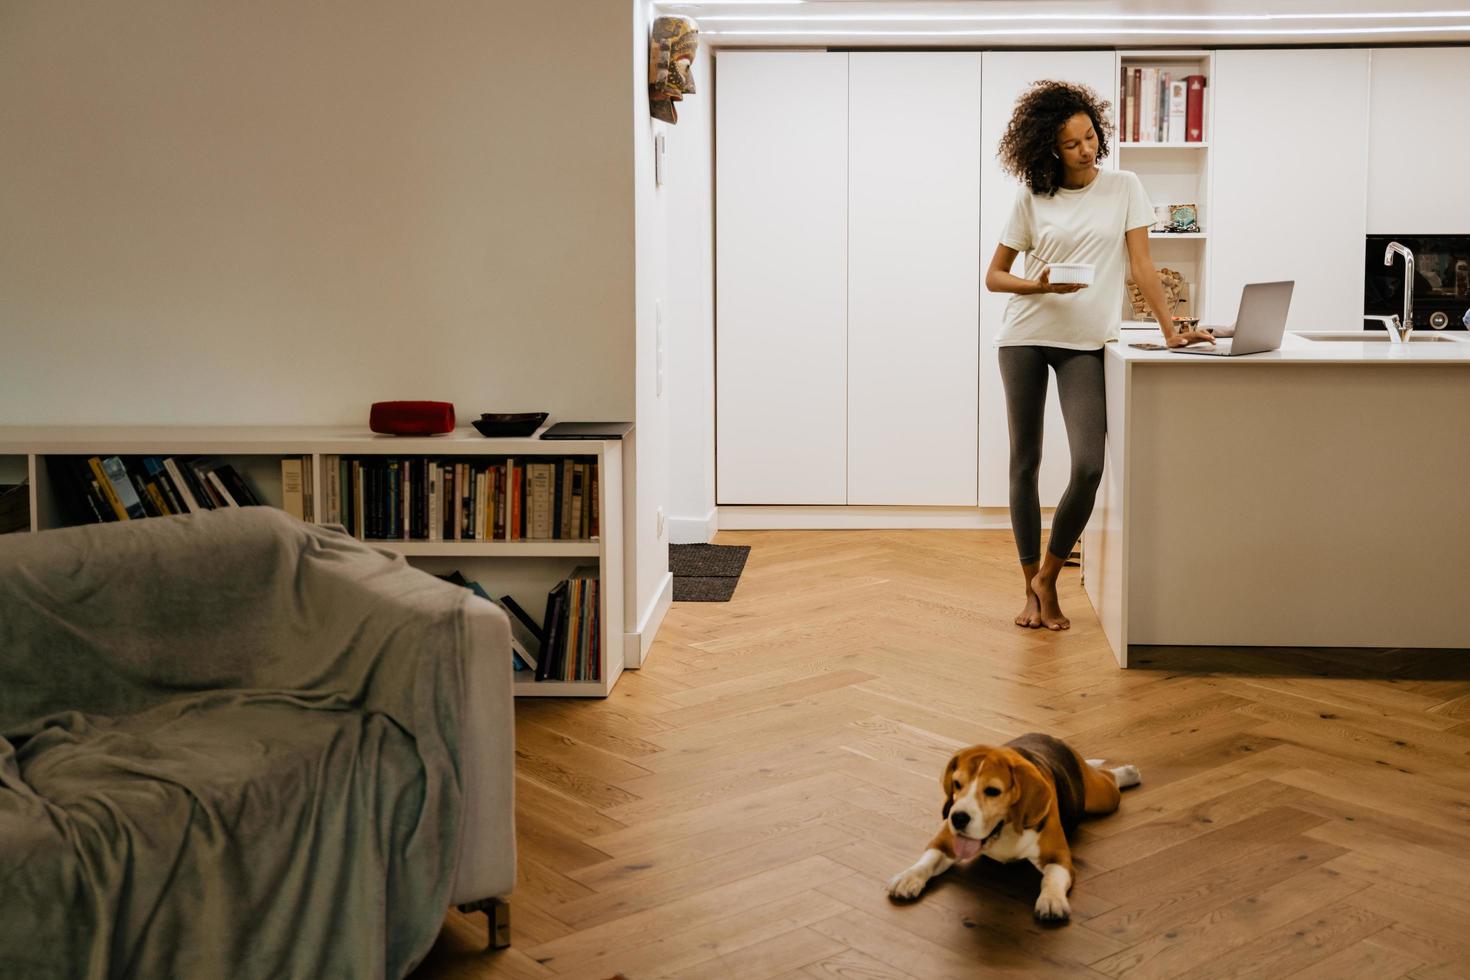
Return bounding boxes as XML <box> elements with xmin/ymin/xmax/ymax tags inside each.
<box><xmin>0</xmin><ymin>425</ymin><xmax>625</xmax><ymax>698</ymax></box>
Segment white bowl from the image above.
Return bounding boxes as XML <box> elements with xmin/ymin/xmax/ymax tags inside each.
<box><xmin>1047</xmin><ymin>263</ymin><xmax>1095</xmax><ymax>285</ymax></box>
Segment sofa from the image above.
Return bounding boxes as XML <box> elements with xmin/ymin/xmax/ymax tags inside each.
<box><xmin>0</xmin><ymin>507</ymin><xmax>515</xmax><ymax>979</ymax></box>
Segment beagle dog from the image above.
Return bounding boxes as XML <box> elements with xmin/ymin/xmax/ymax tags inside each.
<box><xmin>887</xmin><ymin>733</ymin><xmax>1140</xmax><ymax>922</ymax></box>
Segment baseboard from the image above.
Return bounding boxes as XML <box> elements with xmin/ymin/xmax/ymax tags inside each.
<box><xmin>623</xmin><ymin>570</ymin><xmax>673</xmax><ymax>669</ymax></box>
<box><xmin>668</xmin><ymin>507</ymin><xmax>718</xmax><ymax>544</ymax></box>
<box><xmin>717</xmin><ymin>505</ymin><xmax>1053</xmax><ymax>531</ymax></box>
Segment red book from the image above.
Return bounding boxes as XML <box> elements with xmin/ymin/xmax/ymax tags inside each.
<box><xmin>1185</xmin><ymin>74</ymin><xmax>1207</xmax><ymax>142</ymax></box>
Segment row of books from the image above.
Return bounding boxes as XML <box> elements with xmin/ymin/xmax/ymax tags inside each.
<box><xmin>320</xmin><ymin>455</ymin><xmax>600</xmax><ymax>543</ymax></box>
<box><xmin>537</xmin><ymin>568</ymin><xmax>602</xmax><ymax>682</ymax></box>
<box><xmin>1120</xmin><ymin>67</ymin><xmax>1206</xmax><ymax>144</ymax></box>
<box><xmin>47</xmin><ymin>455</ymin><xmax>261</xmax><ymax>526</ymax></box>
<box><xmin>438</xmin><ymin>567</ymin><xmax>602</xmax><ymax>683</ymax></box>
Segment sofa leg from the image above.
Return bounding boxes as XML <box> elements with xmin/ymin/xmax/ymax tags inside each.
<box><xmin>457</xmin><ymin>898</ymin><xmax>511</xmax><ymax>950</ymax></box>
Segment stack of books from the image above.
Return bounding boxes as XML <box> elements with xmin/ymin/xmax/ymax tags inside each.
<box><xmin>45</xmin><ymin>455</ymin><xmax>261</xmax><ymax>525</ymax></box>
<box><xmin>320</xmin><ymin>455</ymin><xmax>600</xmax><ymax>543</ymax></box>
<box><xmin>536</xmin><ymin>566</ymin><xmax>602</xmax><ymax>682</ymax></box>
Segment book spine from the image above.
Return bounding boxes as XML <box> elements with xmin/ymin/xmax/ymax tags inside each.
<box><xmin>1131</xmin><ymin>68</ymin><xmax>1141</xmax><ymax>142</ymax></box>
<box><xmin>89</xmin><ymin>457</ymin><xmax>130</xmax><ymax>520</ymax></box>
<box><xmin>281</xmin><ymin>458</ymin><xmax>305</xmax><ymax>520</ymax></box>
<box><xmin>1141</xmin><ymin>67</ymin><xmax>1158</xmax><ymax>143</ymax></box>
<box><xmin>1185</xmin><ymin>74</ymin><xmax>1206</xmax><ymax>142</ymax></box>
<box><xmin>1168</xmin><ymin>80</ymin><xmax>1188</xmax><ymax>144</ymax></box>
<box><xmin>207</xmin><ymin>470</ymin><xmax>238</xmax><ymax>508</ymax></box>
<box><xmin>590</xmin><ymin>461</ymin><xmax>599</xmax><ymax>540</ymax></box>
<box><xmin>1159</xmin><ymin>71</ymin><xmax>1171</xmax><ymax>142</ymax></box>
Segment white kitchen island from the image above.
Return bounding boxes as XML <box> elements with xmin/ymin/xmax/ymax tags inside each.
<box><xmin>1082</xmin><ymin>329</ymin><xmax>1470</xmax><ymax>667</ymax></box>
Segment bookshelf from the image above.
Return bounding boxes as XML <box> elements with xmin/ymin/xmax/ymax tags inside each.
<box><xmin>0</xmin><ymin>425</ymin><xmax>626</xmax><ymax>699</ymax></box>
<box><xmin>1116</xmin><ymin>50</ymin><xmax>1214</xmax><ymax>325</ymax></box>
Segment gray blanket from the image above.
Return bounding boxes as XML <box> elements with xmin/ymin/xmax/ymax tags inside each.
<box><xmin>0</xmin><ymin>508</ymin><xmax>468</xmax><ymax>979</ymax></box>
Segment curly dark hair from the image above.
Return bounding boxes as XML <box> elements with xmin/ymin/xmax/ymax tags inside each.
<box><xmin>998</xmin><ymin>80</ymin><xmax>1114</xmax><ymax>197</ymax></box>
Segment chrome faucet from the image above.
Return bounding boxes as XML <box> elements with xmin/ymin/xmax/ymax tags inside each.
<box><xmin>1381</xmin><ymin>241</ymin><xmax>1416</xmax><ymax>343</ymax></box>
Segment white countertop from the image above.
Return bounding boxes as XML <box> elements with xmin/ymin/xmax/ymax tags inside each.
<box><xmin>1112</xmin><ymin>326</ymin><xmax>1470</xmax><ymax>364</ymax></box>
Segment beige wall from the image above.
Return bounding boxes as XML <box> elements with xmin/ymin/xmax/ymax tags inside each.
<box><xmin>0</xmin><ymin>1</ymin><xmax>635</xmax><ymax>425</ymax></box>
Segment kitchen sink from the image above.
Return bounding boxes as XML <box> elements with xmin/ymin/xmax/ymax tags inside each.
<box><xmin>1295</xmin><ymin>331</ymin><xmax>1464</xmax><ymax>343</ymax></box>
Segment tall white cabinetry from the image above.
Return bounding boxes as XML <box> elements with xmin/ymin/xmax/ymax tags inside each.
<box><xmin>1208</xmin><ymin>49</ymin><xmax>1371</xmax><ymax>331</ymax></box>
<box><xmin>715</xmin><ymin>52</ymin><xmax>849</xmax><ymax>504</ymax></box>
<box><xmin>1366</xmin><ymin>48</ymin><xmax>1470</xmax><ymax>235</ymax></box>
<box><xmin>848</xmin><ymin>53</ymin><xmax>981</xmax><ymax>506</ymax></box>
<box><xmin>978</xmin><ymin>51</ymin><xmax>1120</xmax><ymax>508</ymax></box>
<box><xmin>716</xmin><ymin>50</ymin><xmax>984</xmax><ymax>507</ymax></box>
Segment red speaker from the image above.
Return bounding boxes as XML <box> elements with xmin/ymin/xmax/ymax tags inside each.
<box><xmin>369</xmin><ymin>401</ymin><xmax>456</xmax><ymax>435</ymax></box>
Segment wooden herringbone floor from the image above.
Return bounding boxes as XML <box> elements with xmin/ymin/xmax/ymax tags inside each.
<box><xmin>412</xmin><ymin>530</ymin><xmax>1470</xmax><ymax>980</ymax></box>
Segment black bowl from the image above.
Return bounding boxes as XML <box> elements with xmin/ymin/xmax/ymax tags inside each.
<box><xmin>471</xmin><ymin>412</ymin><xmax>548</xmax><ymax>438</ymax></box>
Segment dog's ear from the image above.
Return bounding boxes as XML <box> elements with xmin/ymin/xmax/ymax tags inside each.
<box><xmin>1008</xmin><ymin>755</ymin><xmax>1052</xmax><ymax>830</ymax></box>
<box><xmin>941</xmin><ymin>752</ymin><xmax>960</xmax><ymax>819</ymax></box>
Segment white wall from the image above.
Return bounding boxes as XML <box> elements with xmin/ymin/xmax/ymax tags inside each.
<box><xmin>630</xmin><ymin>0</ymin><xmax>674</xmax><ymax>661</ymax></box>
<box><xmin>663</xmin><ymin>60</ymin><xmax>718</xmax><ymax>544</ymax></box>
<box><xmin>0</xmin><ymin>1</ymin><xmax>635</xmax><ymax>426</ymax></box>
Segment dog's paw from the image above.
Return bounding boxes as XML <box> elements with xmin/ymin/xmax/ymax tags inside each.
<box><xmin>1112</xmin><ymin>764</ymin><xmax>1142</xmax><ymax>789</ymax></box>
<box><xmin>887</xmin><ymin>867</ymin><xmax>929</xmax><ymax>901</ymax></box>
<box><xmin>1034</xmin><ymin>892</ymin><xmax>1071</xmax><ymax>923</ymax></box>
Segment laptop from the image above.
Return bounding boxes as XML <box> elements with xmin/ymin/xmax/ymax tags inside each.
<box><xmin>1171</xmin><ymin>280</ymin><xmax>1295</xmax><ymax>357</ymax></box>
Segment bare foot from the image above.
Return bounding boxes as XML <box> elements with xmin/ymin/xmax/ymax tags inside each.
<box><xmin>1029</xmin><ymin>573</ymin><xmax>1070</xmax><ymax>631</ymax></box>
<box><xmin>1015</xmin><ymin>590</ymin><xmax>1042</xmax><ymax>628</ymax></box>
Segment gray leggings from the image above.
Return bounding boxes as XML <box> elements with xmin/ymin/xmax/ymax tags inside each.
<box><xmin>998</xmin><ymin>345</ymin><xmax>1106</xmax><ymax>566</ymax></box>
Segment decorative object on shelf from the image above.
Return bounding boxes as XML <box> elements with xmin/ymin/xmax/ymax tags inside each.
<box><xmin>1126</xmin><ymin>266</ymin><xmax>1190</xmax><ymax>319</ymax></box>
<box><xmin>471</xmin><ymin>412</ymin><xmax>548</xmax><ymax>438</ymax></box>
<box><xmin>649</xmin><ymin>16</ymin><xmax>699</xmax><ymax>124</ymax></box>
<box><xmin>1165</xmin><ymin>203</ymin><xmax>1200</xmax><ymax>233</ymax></box>
<box><xmin>539</xmin><ymin>421</ymin><xmax>633</xmax><ymax>441</ymax></box>
<box><xmin>1152</xmin><ymin>203</ymin><xmax>1171</xmax><ymax>232</ymax></box>
<box><xmin>369</xmin><ymin>401</ymin><xmax>456</xmax><ymax>436</ymax></box>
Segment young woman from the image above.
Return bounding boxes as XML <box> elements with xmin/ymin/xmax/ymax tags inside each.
<box><xmin>986</xmin><ymin>81</ymin><xmax>1214</xmax><ymax>632</ymax></box>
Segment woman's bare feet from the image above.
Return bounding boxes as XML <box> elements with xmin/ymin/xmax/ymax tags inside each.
<box><xmin>1030</xmin><ymin>554</ymin><xmax>1071</xmax><ymax>631</ymax></box>
<box><xmin>1016</xmin><ymin>590</ymin><xmax>1042</xmax><ymax>628</ymax></box>
<box><xmin>1015</xmin><ymin>562</ymin><xmax>1042</xmax><ymax>628</ymax></box>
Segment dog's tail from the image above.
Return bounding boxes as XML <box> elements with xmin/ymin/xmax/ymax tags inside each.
<box><xmin>1087</xmin><ymin>759</ymin><xmax>1142</xmax><ymax>790</ymax></box>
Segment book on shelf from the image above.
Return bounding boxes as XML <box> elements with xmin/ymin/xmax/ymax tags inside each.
<box><xmin>1168</xmin><ymin>79</ymin><xmax>1188</xmax><ymax>144</ymax></box>
<box><xmin>281</xmin><ymin>458</ymin><xmax>306</xmax><ymax>520</ymax></box>
<box><xmin>42</xmin><ymin>455</ymin><xmax>262</xmax><ymax>527</ymax></box>
<box><xmin>1185</xmin><ymin>74</ymin><xmax>1206</xmax><ymax>142</ymax></box>
<box><xmin>320</xmin><ymin>454</ymin><xmax>601</xmax><ymax>544</ymax></box>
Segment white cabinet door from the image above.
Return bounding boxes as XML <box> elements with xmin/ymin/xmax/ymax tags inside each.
<box><xmin>1367</xmin><ymin>48</ymin><xmax>1470</xmax><ymax>234</ymax></box>
<box><xmin>978</xmin><ymin>52</ymin><xmax>1120</xmax><ymax>509</ymax></box>
<box><xmin>1209</xmin><ymin>49</ymin><xmax>1370</xmax><ymax>331</ymax></box>
<box><xmin>848</xmin><ymin>53</ymin><xmax>982</xmax><ymax>506</ymax></box>
<box><xmin>715</xmin><ymin>52</ymin><xmax>849</xmax><ymax>504</ymax></box>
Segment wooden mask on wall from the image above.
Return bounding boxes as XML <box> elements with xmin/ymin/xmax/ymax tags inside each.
<box><xmin>649</xmin><ymin>17</ymin><xmax>699</xmax><ymax>124</ymax></box>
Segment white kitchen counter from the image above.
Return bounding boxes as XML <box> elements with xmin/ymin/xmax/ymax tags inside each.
<box><xmin>1115</xmin><ymin>324</ymin><xmax>1470</xmax><ymax>364</ymax></box>
<box><xmin>1082</xmin><ymin>329</ymin><xmax>1470</xmax><ymax>666</ymax></box>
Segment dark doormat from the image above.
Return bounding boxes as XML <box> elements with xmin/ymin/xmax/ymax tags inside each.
<box><xmin>670</xmin><ymin>543</ymin><xmax>750</xmax><ymax>602</ymax></box>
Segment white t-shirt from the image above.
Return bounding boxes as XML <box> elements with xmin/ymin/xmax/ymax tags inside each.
<box><xmin>995</xmin><ymin>168</ymin><xmax>1157</xmax><ymax>350</ymax></box>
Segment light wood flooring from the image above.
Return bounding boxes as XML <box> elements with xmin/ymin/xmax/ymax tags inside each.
<box><xmin>412</xmin><ymin>530</ymin><xmax>1470</xmax><ymax>980</ymax></box>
